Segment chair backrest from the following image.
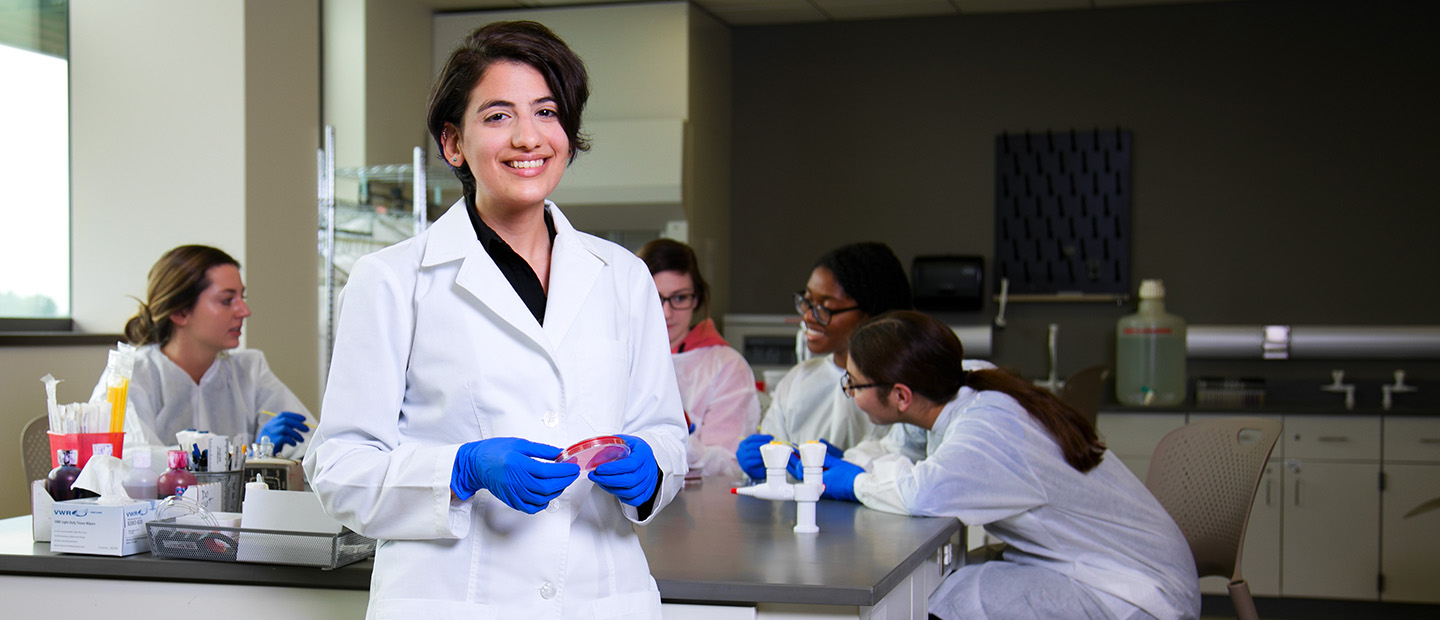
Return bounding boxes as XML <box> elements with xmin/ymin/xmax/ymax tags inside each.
<box><xmin>1145</xmin><ymin>417</ymin><xmax>1281</xmax><ymax>582</ymax></box>
<box><xmin>1059</xmin><ymin>364</ymin><xmax>1108</xmax><ymax>429</ymax></box>
<box><xmin>21</xmin><ymin>415</ymin><xmax>52</xmax><ymax>485</ymax></box>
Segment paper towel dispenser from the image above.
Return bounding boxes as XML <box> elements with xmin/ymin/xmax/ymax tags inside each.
<box><xmin>912</xmin><ymin>255</ymin><xmax>984</xmax><ymax>312</ymax></box>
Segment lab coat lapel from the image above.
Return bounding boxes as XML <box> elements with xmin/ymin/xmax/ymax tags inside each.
<box><xmin>542</xmin><ymin>204</ymin><xmax>603</xmax><ymax>350</ymax></box>
<box><xmin>422</xmin><ymin>202</ymin><xmax>549</xmax><ymax>351</ymax></box>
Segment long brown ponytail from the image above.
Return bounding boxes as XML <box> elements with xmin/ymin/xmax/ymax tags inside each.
<box><xmin>849</xmin><ymin>310</ymin><xmax>1106</xmax><ymax>472</ymax></box>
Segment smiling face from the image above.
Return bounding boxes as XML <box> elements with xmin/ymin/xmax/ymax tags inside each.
<box><xmin>442</xmin><ymin>61</ymin><xmax>569</xmax><ymax>215</ymax></box>
<box><xmin>653</xmin><ymin>270</ymin><xmax>696</xmax><ymax>350</ymax></box>
<box><xmin>799</xmin><ymin>266</ymin><xmax>868</xmax><ymax>357</ymax></box>
<box><xmin>169</xmin><ymin>264</ymin><xmax>250</xmax><ymax>355</ymax></box>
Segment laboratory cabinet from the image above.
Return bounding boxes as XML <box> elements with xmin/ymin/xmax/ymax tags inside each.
<box><xmin>1097</xmin><ymin>411</ymin><xmax>1392</xmax><ymax>602</ymax></box>
<box><xmin>1280</xmin><ymin>416</ymin><xmax>1381</xmax><ymax>600</ymax></box>
<box><xmin>1380</xmin><ymin>417</ymin><xmax>1440</xmax><ymax>604</ymax></box>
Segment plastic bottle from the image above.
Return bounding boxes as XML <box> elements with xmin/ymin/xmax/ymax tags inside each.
<box><xmin>45</xmin><ymin>449</ymin><xmax>83</xmax><ymax>501</ymax></box>
<box><xmin>1115</xmin><ymin>279</ymin><xmax>1187</xmax><ymax>407</ymax></box>
<box><xmin>157</xmin><ymin>449</ymin><xmax>198</xmax><ymax>498</ymax></box>
<box><xmin>123</xmin><ymin>448</ymin><xmax>159</xmax><ymax>500</ymax></box>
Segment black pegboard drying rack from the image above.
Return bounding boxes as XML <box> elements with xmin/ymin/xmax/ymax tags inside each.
<box><xmin>993</xmin><ymin>128</ymin><xmax>1132</xmax><ymax>304</ymax></box>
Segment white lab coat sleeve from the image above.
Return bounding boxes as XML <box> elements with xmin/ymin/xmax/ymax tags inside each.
<box><xmin>304</xmin><ymin>251</ymin><xmax>471</xmax><ymax>541</ymax></box>
<box><xmin>616</xmin><ymin>260</ymin><xmax>689</xmax><ymax>524</ymax></box>
<box><xmin>853</xmin><ymin>454</ymin><xmax>917</xmax><ymax>515</ymax></box>
<box><xmin>898</xmin><ymin>411</ymin><xmax>1048</xmax><ymax>526</ymax></box>
<box><xmin>687</xmin><ymin>349</ymin><xmax>760</xmax><ymax>477</ymax></box>
<box><xmin>757</xmin><ymin>368</ymin><xmax>797</xmax><ymax>443</ymax></box>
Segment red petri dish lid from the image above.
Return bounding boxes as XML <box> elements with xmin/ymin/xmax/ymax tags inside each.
<box><xmin>557</xmin><ymin>435</ymin><xmax>630</xmax><ymax>472</ymax></box>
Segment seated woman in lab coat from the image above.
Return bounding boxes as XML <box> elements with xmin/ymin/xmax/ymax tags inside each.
<box><xmin>823</xmin><ymin>311</ymin><xmax>1200</xmax><ymax>620</ymax></box>
<box><xmin>91</xmin><ymin>244</ymin><xmax>313</xmax><ymax>456</ymax></box>
<box><xmin>639</xmin><ymin>239</ymin><xmax>760</xmax><ymax>479</ymax></box>
<box><xmin>735</xmin><ymin>241</ymin><xmax>916</xmax><ymax>479</ymax></box>
<box><xmin>304</xmin><ymin>21</ymin><xmax>687</xmax><ymax>619</ymax></box>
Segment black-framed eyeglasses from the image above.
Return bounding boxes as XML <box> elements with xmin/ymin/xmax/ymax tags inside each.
<box><xmin>794</xmin><ymin>291</ymin><xmax>861</xmax><ymax>327</ymax></box>
<box><xmin>840</xmin><ymin>371</ymin><xmax>881</xmax><ymax>399</ymax></box>
<box><xmin>659</xmin><ymin>291</ymin><xmax>698</xmax><ymax>310</ymax></box>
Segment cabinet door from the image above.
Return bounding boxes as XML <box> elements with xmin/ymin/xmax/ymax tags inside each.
<box><xmin>1200</xmin><ymin>459</ymin><xmax>1282</xmax><ymax>597</ymax></box>
<box><xmin>1384</xmin><ymin>418</ymin><xmax>1440</xmax><ymax>463</ymax></box>
<box><xmin>1285</xmin><ymin>416</ymin><xmax>1380</xmax><ymax>461</ymax></box>
<box><xmin>1281</xmin><ymin>460</ymin><xmax>1380</xmax><ymax>600</ymax></box>
<box><xmin>1381</xmin><ymin>463</ymin><xmax>1440</xmax><ymax>603</ymax></box>
<box><xmin>1096</xmin><ymin>412</ymin><xmax>1186</xmax><ymax>482</ymax></box>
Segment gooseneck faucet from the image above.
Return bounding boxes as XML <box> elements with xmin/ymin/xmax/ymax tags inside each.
<box><xmin>1382</xmin><ymin>369</ymin><xmax>1417</xmax><ymax>412</ymax></box>
<box><xmin>1321</xmin><ymin>369</ymin><xmax>1356</xmax><ymax>411</ymax></box>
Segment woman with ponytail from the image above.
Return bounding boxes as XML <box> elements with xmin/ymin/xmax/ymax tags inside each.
<box><xmin>821</xmin><ymin>310</ymin><xmax>1199</xmax><ymax>620</ymax></box>
<box><xmin>90</xmin><ymin>245</ymin><xmax>313</xmax><ymax>456</ymax></box>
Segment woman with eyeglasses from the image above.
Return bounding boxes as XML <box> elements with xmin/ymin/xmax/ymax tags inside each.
<box><xmin>735</xmin><ymin>242</ymin><xmax>914</xmax><ymax>480</ymax></box>
<box><xmin>823</xmin><ymin>311</ymin><xmax>1199</xmax><ymax>620</ymax></box>
<box><xmin>638</xmin><ymin>239</ymin><xmax>760</xmax><ymax>479</ymax></box>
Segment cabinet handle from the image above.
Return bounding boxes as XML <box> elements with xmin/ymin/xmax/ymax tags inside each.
<box><xmin>1294</xmin><ymin>478</ymin><xmax>1301</xmax><ymax>507</ymax></box>
<box><xmin>1265</xmin><ymin>478</ymin><xmax>1272</xmax><ymax>507</ymax></box>
<box><xmin>1317</xmin><ymin>436</ymin><xmax>1349</xmax><ymax>443</ymax></box>
<box><xmin>1419</xmin><ymin>438</ymin><xmax>1440</xmax><ymax>444</ymax></box>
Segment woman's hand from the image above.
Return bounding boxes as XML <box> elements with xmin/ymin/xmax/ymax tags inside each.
<box><xmin>589</xmin><ymin>435</ymin><xmax>659</xmax><ymax>507</ymax></box>
<box><xmin>736</xmin><ymin>433</ymin><xmax>773</xmax><ymax>480</ymax></box>
<box><xmin>259</xmin><ymin>411</ymin><xmax>309</xmax><ymax>450</ymax></box>
<box><xmin>451</xmin><ymin>438</ymin><xmax>579</xmax><ymax>513</ymax></box>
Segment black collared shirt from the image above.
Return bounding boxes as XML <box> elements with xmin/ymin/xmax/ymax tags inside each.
<box><xmin>465</xmin><ymin>197</ymin><xmax>557</xmax><ymax>325</ymax></box>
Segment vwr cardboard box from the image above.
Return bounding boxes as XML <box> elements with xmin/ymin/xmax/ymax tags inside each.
<box><xmin>50</xmin><ymin>498</ymin><xmax>160</xmax><ymax>556</ymax></box>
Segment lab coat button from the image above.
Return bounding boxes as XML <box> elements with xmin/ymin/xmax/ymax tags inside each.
<box><xmin>541</xmin><ymin>411</ymin><xmax>560</xmax><ymax>427</ymax></box>
<box><xmin>546</xmin><ymin>500</ymin><xmax>561</xmax><ymax>513</ymax></box>
<box><xmin>539</xmin><ymin>582</ymin><xmax>557</xmax><ymax>599</ymax></box>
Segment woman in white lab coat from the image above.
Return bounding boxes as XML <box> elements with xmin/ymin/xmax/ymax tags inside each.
<box><xmin>825</xmin><ymin>311</ymin><xmax>1200</xmax><ymax>620</ymax></box>
<box><xmin>735</xmin><ymin>242</ymin><xmax>915</xmax><ymax>479</ymax></box>
<box><xmin>92</xmin><ymin>245</ymin><xmax>313</xmax><ymax>455</ymax></box>
<box><xmin>639</xmin><ymin>239</ymin><xmax>760</xmax><ymax>479</ymax></box>
<box><xmin>304</xmin><ymin>21</ymin><xmax>688</xmax><ymax>619</ymax></box>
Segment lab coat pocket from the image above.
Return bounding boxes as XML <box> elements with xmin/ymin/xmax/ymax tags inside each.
<box><xmin>370</xmin><ymin>597</ymin><xmax>498</xmax><ymax>620</ymax></box>
<box><xmin>569</xmin><ymin>339</ymin><xmax>628</xmax><ymax>432</ymax></box>
<box><xmin>585</xmin><ymin>586</ymin><xmax>662</xmax><ymax>619</ymax></box>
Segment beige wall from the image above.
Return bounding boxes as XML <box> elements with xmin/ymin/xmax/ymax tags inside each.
<box><xmin>1</xmin><ymin>0</ymin><xmax>320</xmax><ymax>518</ymax></box>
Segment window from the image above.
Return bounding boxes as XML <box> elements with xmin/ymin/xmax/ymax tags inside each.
<box><xmin>0</xmin><ymin>1</ymin><xmax>69</xmax><ymax>325</ymax></box>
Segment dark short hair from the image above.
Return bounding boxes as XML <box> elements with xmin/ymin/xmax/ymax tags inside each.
<box><xmin>125</xmin><ymin>245</ymin><xmax>240</xmax><ymax>346</ymax></box>
<box><xmin>638</xmin><ymin>238</ymin><xmax>709</xmax><ymax>318</ymax></box>
<box><xmin>814</xmin><ymin>242</ymin><xmax>912</xmax><ymax>317</ymax></box>
<box><xmin>426</xmin><ymin>21</ymin><xmax>591</xmax><ymax>199</ymax></box>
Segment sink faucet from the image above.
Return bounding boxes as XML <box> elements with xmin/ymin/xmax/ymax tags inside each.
<box><xmin>1321</xmin><ymin>369</ymin><xmax>1356</xmax><ymax>411</ymax></box>
<box><xmin>1382</xmin><ymin>369</ymin><xmax>1417</xmax><ymax>412</ymax></box>
<box><xmin>1033</xmin><ymin>323</ymin><xmax>1063</xmax><ymax>394</ymax></box>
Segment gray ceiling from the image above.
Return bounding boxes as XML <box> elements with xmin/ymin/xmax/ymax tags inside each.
<box><xmin>427</xmin><ymin>0</ymin><xmax>1236</xmax><ymax>26</ymax></box>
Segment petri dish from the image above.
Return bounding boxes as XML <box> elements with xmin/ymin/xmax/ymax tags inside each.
<box><xmin>558</xmin><ymin>436</ymin><xmax>630</xmax><ymax>472</ymax></box>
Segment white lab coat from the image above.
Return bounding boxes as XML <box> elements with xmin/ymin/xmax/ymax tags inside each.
<box><xmin>854</xmin><ymin>388</ymin><xmax>1200</xmax><ymax>620</ymax></box>
<box><xmin>844</xmin><ymin>359</ymin><xmax>997</xmax><ymax>468</ymax></box>
<box><xmin>304</xmin><ymin>200</ymin><xmax>688</xmax><ymax>620</ymax></box>
<box><xmin>88</xmin><ymin>344</ymin><xmax>312</xmax><ymax>456</ymax></box>
<box><xmin>758</xmin><ymin>354</ymin><xmax>890</xmax><ymax>451</ymax></box>
<box><xmin>673</xmin><ymin>343</ymin><xmax>760</xmax><ymax>478</ymax></box>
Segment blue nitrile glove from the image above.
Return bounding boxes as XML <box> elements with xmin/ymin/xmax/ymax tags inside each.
<box><xmin>736</xmin><ymin>433</ymin><xmax>773</xmax><ymax>480</ymax></box>
<box><xmin>820</xmin><ymin>454</ymin><xmax>863</xmax><ymax>503</ymax></box>
<box><xmin>589</xmin><ymin>435</ymin><xmax>660</xmax><ymax>506</ymax></box>
<box><xmin>785</xmin><ymin>438</ymin><xmax>844</xmax><ymax>480</ymax></box>
<box><xmin>451</xmin><ymin>438</ymin><xmax>580</xmax><ymax>513</ymax></box>
<box><xmin>259</xmin><ymin>412</ymin><xmax>309</xmax><ymax>450</ymax></box>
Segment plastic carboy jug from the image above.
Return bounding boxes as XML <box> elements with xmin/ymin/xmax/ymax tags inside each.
<box><xmin>1115</xmin><ymin>279</ymin><xmax>1186</xmax><ymax>406</ymax></box>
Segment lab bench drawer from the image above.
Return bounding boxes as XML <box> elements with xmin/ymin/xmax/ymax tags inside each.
<box><xmin>1284</xmin><ymin>415</ymin><xmax>1380</xmax><ymax>461</ymax></box>
<box><xmin>1384</xmin><ymin>417</ymin><xmax>1440</xmax><ymax>463</ymax></box>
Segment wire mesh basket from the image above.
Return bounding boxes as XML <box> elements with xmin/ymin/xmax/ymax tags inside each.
<box><xmin>146</xmin><ymin>517</ymin><xmax>375</xmax><ymax>569</ymax></box>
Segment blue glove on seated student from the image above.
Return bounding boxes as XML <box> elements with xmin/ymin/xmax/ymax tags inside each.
<box><xmin>785</xmin><ymin>438</ymin><xmax>843</xmax><ymax>480</ymax></box>
<box><xmin>259</xmin><ymin>412</ymin><xmax>309</xmax><ymax>450</ymax></box>
<box><xmin>589</xmin><ymin>435</ymin><xmax>659</xmax><ymax>507</ymax></box>
<box><xmin>451</xmin><ymin>438</ymin><xmax>580</xmax><ymax>513</ymax></box>
<box><xmin>820</xmin><ymin>454</ymin><xmax>863</xmax><ymax>502</ymax></box>
<box><xmin>736</xmin><ymin>433</ymin><xmax>773</xmax><ymax>480</ymax></box>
